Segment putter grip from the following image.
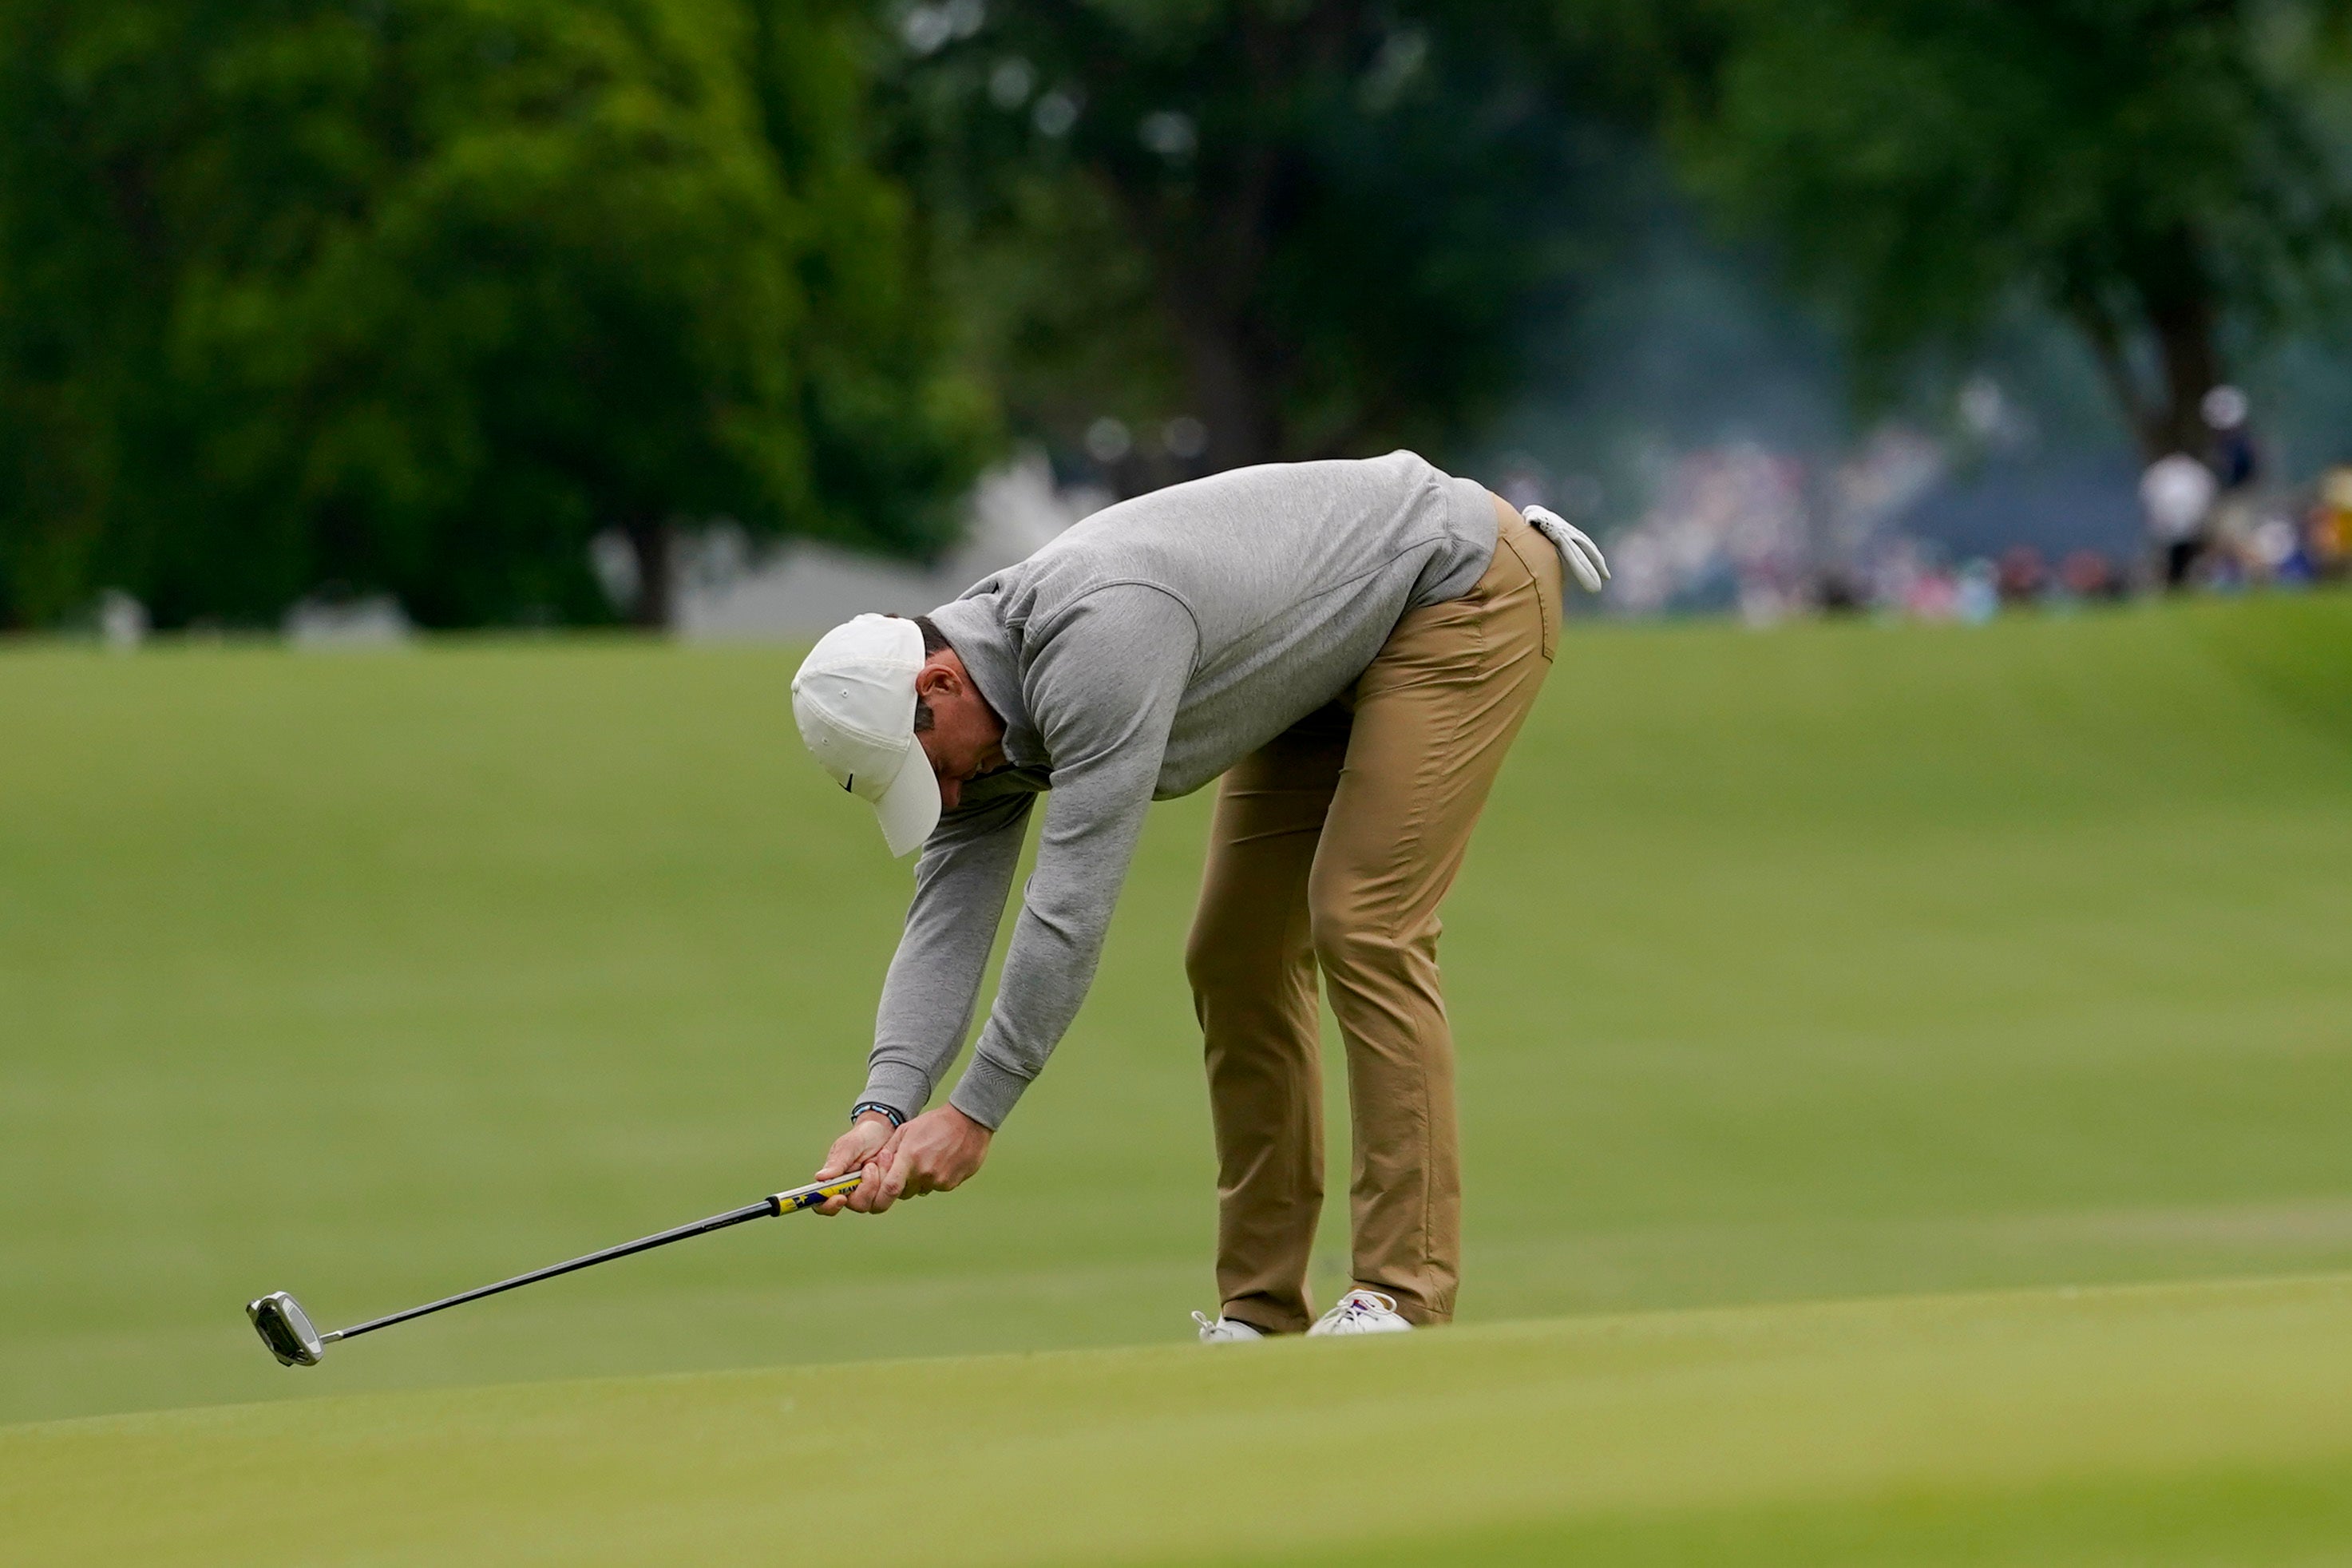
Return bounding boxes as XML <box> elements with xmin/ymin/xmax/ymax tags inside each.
<box><xmin>770</xmin><ymin>1172</ymin><xmax>864</xmax><ymax>1214</ymax></box>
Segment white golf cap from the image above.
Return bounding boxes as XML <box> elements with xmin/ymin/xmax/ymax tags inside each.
<box><xmin>790</xmin><ymin>614</ymin><xmax>940</xmax><ymax>858</ymax></box>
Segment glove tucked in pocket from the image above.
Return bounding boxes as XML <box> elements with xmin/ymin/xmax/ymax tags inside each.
<box><xmin>1522</xmin><ymin>505</ymin><xmax>1610</xmax><ymax>594</ymax></box>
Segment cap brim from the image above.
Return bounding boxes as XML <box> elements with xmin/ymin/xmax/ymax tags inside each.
<box><xmin>872</xmin><ymin>740</ymin><xmax>942</xmax><ymax>858</ymax></box>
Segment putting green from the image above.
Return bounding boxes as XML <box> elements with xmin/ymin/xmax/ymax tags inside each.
<box><xmin>8</xmin><ymin>1274</ymin><xmax>2352</xmax><ymax>1566</ymax></box>
<box><xmin>2</xmin><ymin>596</ymin><xmax>2349</xmax><ymax>1429</ymax></box>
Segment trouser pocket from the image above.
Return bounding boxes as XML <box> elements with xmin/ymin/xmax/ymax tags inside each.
<box><xmin>1495</xmin><ymin>520</ymin><xmax>1562</xmax><ymax>661</ymax></box>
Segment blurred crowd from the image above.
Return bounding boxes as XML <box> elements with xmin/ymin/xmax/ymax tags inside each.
<box><xmin>2136</xmin><ymin>386</ymin><xmax>2349</xmax><ymax>596</ymax></box>
<box><xmin>1574</xmin><ymin>384</ymin><xmax>2347</xmax><ymax>626</ymax></box>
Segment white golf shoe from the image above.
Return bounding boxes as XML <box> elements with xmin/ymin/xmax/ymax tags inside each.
<box><xmin>1306</xmin><ymin>1289</ymin><xmax>1412</xmax><ymax>1336</ymax></box>
<box><xmin>1192</xmin><ymin>1312</ymin><xmax>1265</xmax><ymax>1343</ymax></box>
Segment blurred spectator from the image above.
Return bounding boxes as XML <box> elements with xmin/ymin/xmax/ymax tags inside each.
<box><xmin>1995</xmin><ymin>544</ymin><xmax>2048</xmax><ymax>605</ymax></box>
<box><xmin>1905</xmin><ymin>569</ymin><xmax>1959</xmax><ymax>621</ymax></box>
<box><xmin>2196</xmin><ymin>385</ymin><xmax>2273</xmax><ymax>581</ymax></box>
<box><xmin>1956</xmin><ymin>559</ymin><xmax>2000</xmax><ymax>624</ymax></box>
<box><xmin>2250</xmin><ymin>516</ymin><xmax>2309</xmax><ymax>585</ymax></box>
<box><xmin>2140</xmin><ymin>452</ymin><xmax>2217</xmax><ymax>589</ymax></box>
<box><xmin>96</xmin><ymin>590</ymin><xmax>147</xmax><ymax>651</ymax></box>
<box><xmin>2202</xmin><ymin>385</ymin><xmax>2260</xmax><ymax>489</ymax></box>
<box><xmin>2310</xmin><ymin>470</ymin><xmax>2352</xmax><ymax>582</ymax></box>
<box><xmin>2199</xmin><ymin>550</ymin><xmax>2247</xmax><ymax>592</ymax></box>
<box><xmin>2057</xmin><ymin>549</ymin><xmax>2124</xmax><ymax>601</ymax></box>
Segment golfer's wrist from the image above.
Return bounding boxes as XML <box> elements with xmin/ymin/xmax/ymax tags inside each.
<box><xmin>849</xmin><ymin>1101</ymin><xmax>905</xmax><ymax>1129</ymax></box>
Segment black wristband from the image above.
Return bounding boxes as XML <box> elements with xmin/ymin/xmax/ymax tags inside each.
<box><xmin>849</xmin><ymin>1101</ymin><xmax>905</xmax><ymax>1128</ymax></box>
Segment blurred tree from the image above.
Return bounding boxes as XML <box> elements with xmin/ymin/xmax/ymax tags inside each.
<box><xmin>884</xmin><ymin>0</ymin><xmax>1621</xmax><ymax>483</ymax></box>
<box><xmin>0</xmin><ymin>0</ymin><xmax>988</xmax><ymax>629</ymax></box>
<box><xmin>1647</xmin><ymin>0</ymin><xmax>2352</xmax><ymax>461</ymax></box>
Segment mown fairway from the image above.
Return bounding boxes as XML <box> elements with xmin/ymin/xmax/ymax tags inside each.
<box><xmin>2</xmin><ymin>596</ymin><xmax>2349</xmax><ymax>1436</ymax></box>
<box><xmin>9</xmin><ymin>1276</ymin><xmax>2352</xmax><ymax>1566</ymax></box>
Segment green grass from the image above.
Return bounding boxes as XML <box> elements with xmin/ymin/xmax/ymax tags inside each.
<box><xmin>9</xmin><ymin>1274</ymin><xmax>2352</xmax><ymax>1566</ymax></box>
<box><xmin>2</xmin><ymin>594</ymin><xmax>2348</xmax><ymax>1444</ymax></box>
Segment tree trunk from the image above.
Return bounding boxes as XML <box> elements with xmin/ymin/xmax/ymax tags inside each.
<box><xmin>2060</xmin><ymin>225</ymin><xmax>2223</xmax><ymax>466</ymax></box>
<box><xmin>1168</xmin><ymin>281</ymin><xmax>1281</xmax><ymax>470</ymax></box>
<box><xmin>1119</xmin><ymin>160</ymin><xmax>1284</xmax><ymax>470</ymax></box>
<box><xmin>623</xmin><ymin>516</ymin><xmax>673</xmax><ymax>630</ymax></box>
<box><xmin>1103</xmin><ymin>1</ymin><xmax>1365</xmax><ymax>474</ymax></box>
<box><xmin>2146</xmin><ymin>277</ymin><xmax>2221</xmax><ymax>462</ymax></box>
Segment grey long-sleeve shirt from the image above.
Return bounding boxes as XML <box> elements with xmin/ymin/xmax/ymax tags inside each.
<box><xmin>861</xmin><ymin>451</ymin><xmax>1499</xmax><ymax>1129</ymax></box>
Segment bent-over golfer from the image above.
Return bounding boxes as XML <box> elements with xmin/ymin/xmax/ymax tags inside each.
<box><xmin>792</xmin><ymin>452</ymin><xmax>1606</xmax><ymax>1337</ymax></box>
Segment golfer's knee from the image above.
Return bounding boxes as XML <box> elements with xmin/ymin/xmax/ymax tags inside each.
<box><xmin>1185</xmin><ymin>919</ymin><xmax>1268</xmax><ymax>998</ymax></box>
<box><xmin>1309</xmin><ymin>902</ymin><xmax>1392</xmax><ymax>980</ymax></box>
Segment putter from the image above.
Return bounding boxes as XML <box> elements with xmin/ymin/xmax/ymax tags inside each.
<box><xmin>245</xmin><ymin>1171</ymin><xmax>864</xmax><ymax>1368</ymax></box>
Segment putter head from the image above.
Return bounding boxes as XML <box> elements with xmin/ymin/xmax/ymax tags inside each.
<box><xmin>247</xmin><ymin>1291</ymin><xmax>327</xmax><ymax>1368</ymax></box>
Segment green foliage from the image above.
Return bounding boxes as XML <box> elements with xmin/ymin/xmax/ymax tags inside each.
<box><xmin>0</xmin><ymin>0</ymin><xmax>990</xmax><ymax>628</ymax></box>
<box><xmin>1655</xmin><ymin>0</ymin><xmax>2352</xmax><ymax>457</ymax></box>
<box><xmin>887</xmin><ymin>1</ymin><xmax>1622</xmax><ymax>477</ymax></box>
<box><xmin>754</xmin><ymin>5</ymin><xmax>996</xmax><ymax>572</ymax></box>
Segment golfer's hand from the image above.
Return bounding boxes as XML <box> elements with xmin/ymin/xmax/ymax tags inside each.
<box><xmin>845</xmin><ymin>1105</ymin><xmax>992</xmax><ymax>1214</ymax></box>
<box><xmin>811</xmin><ymin>1113</ymin><xmax>895</xmax><ymax>1215</ymax></box>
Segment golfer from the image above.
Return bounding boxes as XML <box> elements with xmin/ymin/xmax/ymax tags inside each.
<box><xmin>792</xmin><ymin>452</ymin><xmax>1606</xmax><ymax>1338</ymax></box>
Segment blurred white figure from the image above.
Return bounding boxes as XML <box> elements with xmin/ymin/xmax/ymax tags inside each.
<box><xmin>2140</xmin><ymin>453</ymin><xmax>2216</xmax><ymax>589</ymax></box>
<box><xmin>2251</xmin><ymin>517</ymin><xmax>2301</xmax><ymax>576</ymax></box>
<box><xmin>2200</xmin><ymin>384</ymin><xmax>2249</xmax><ymax>433</ymax></box>
<box><xmin>96</xmin><ymin>589</ymin><xmax>146</xmax><ymax>651</ymax></box>
<box><xmin>1955</xmin><ymin>559</ymin><xmax>2000</xmax><ymax>625</ymax></box>
<box><xmin>285</xmin><ymin>594</ymin><xmax>411</xmax><ymax>650</ymax></box>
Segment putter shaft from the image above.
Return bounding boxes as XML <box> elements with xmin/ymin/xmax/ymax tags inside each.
<box><xmin>326</xmin><ymin>1173</ymin><xmax>863</xmax><ymax>1345</ymax></box>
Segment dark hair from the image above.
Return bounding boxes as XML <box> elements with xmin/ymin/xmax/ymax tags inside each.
<box><xmin>894</xmin><ymin>614</ymin><xmax>951</xmax><ymax>731</ymax></box>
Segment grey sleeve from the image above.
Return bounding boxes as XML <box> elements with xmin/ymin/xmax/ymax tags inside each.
<box><xmin>858</xmin><ymin>786</ymin><xmax>1034</xmax><ymax>1119</ymax></box>
<box><xmin>947</xmin><ymin>586</ymin><xmax>1198</xmax><ymax>1128</ymax></box>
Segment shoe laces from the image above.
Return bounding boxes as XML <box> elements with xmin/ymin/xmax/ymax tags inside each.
<box><xmin>1192</xmin><ymin>1311</ymin><xmax>1216</xmax><ymax>1332</ymax></box>
<box><xmin>1334</xmin><ymin>1289</ymin><xmax>1399</xmax><ymax>1321</ymax></box>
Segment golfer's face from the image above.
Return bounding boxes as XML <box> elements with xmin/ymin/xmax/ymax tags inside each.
<box><xmin>911</xmin><ymin>654</ymin><xmax>1007</xmax><ymax>811</ymax></box>
<box><xmin>917</xmin><ymin>710</ymin><xmax>1000</xmax><ymax>812</ymax></box>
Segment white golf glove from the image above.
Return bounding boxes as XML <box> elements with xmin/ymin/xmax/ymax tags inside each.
<box><xmin>1522</xmin><ymin>505</ymin><xmax>1610</xmax><ymax>594</ymax></box>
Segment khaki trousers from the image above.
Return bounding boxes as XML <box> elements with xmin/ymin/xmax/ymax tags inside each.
<box><xmin>1186</xmin><ymin>495</ymin><xmax>1562</xmax><ymax>1332</ymax></box>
